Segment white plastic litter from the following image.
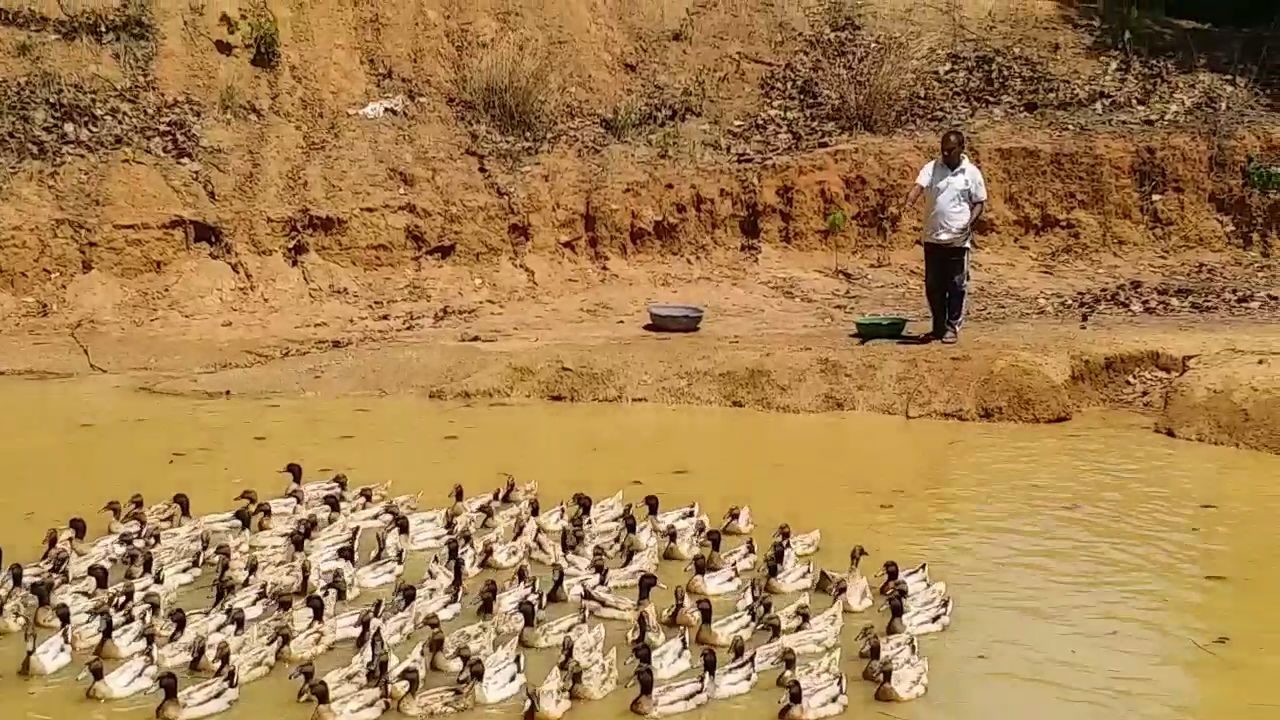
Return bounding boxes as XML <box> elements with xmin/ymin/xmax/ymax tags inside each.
<box><xmin>349</xmin><ymin>95</ymin><xmax>407</xmax><ymax>119</ymax></box>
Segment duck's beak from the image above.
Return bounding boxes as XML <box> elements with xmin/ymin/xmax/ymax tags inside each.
<box><xmin>874</xmin><ymin>568</ymin><xmax>886</xmax><ymax>578</ymax></box>
<box><xmin>76</xmin><ymin>664</ymin><xmax>89</xmax><ymax>681</ymax></box>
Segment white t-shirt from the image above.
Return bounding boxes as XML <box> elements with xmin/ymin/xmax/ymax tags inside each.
<box><xmin>915</xmin><ymin>156</ymin><xmax>987</xmax><ymax>247</ymax></box>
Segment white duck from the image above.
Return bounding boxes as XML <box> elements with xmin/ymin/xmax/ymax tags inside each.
<box><xmin>875</xmin><ymin>560</ymin><xmax>930</xmax><ymax>596</ymax></box>
<box><xmin>685</xmin><ymin>555</ymin><xmax>741</xmax><ymax>596</ymax></box>
<box><xmin>81</xmin><ymin>650</ymin><xmax>159</xmax><ymax>700</ymax></box>
<box><xmin>525</xmin><ymin>665</ymin><xmax>572</xmax><ymax>719</ymax></box>
<box><xmin>721</xmin><ymin>505</ymin><xmax>754</xmax><ymax>535</ymax></box>
<box><xmin>764</xmin><ymin>557</ymin><xmax>814</xmax><ymax>594</ymax></box>
<box><xmin>468</xmin><ymin>653</ymin><xmax>527</xmax><ymax>705</ymax></box>
<box><xmin>779</xmin><ymin>674</ymin><xmax>849</xmax><ymax>719</ymax></box>
<box><xmin>19</xmin><ymin>609</ymin><xmax>73</xmax><ymax>676</ymax></box>
<box><xmin>774</xmin><ymin>524</ymin><xmax>821</xmax><ymax>558</ymax></box>
<box><xmin>627</xmin><ymin>629</ymin><xmax>692</xmax><ymax>680</ymax></box>
<box><xmin>154</xmin><ymin>669</ymin><xmax>240</xmax><ymax>719</ymax></box>
<box><xmin>875</xmin><ymin>660</ymin><xmax>929</xmax><ymax>702</ymax></box>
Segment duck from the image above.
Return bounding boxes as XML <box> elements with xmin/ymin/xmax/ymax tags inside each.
<box><xmin>861</xmin><ymin>634</ymin><xmax>921</xmax><ymax>682</ymax></box>
<box><xmin>764</xmin><ymin>556</ymin><xmax>814</xmax><ymax>594</ymax></box>
<box><xmin>735</xmin><ymin>576</ymin><xmax>768</xmax><ymax>615</ymax></box>
<box><xmin>774</xmin><ymin>524</ymin><xmax>821</xmax><ymax>558</ymax></box>
<box><xmin>696</xmin><ymin>645</ymin><xmax>757</xmax><ymax>699</ymax></box>
<box><xmin>875</xmin><ymin>661</ymin><xmax>929</xmax><ymax>702</ymax></box>
<box><xmin>439</xmin><ymin>618</ymin><xmax>498</xmax><ymax>662</ymax></box>
<box><xmin>524</xmin><ymin>665</ymin><xmax>572</xmax><ymax>720</ymax></box>
<box><xmin>777</xmin><ymin>647</ymin><xmax>841</xmax><ymax>688</ymax></box>
<box><xmin>640</xmin><ymin>495</ymin><xmax>705</xmax><ymax>534</ymax></box>
<box><xmin>778</xmin><ymin>675</ymin><xmax>849</xmax><ymax>719</ymax></box>
<box><xmin>309</xmin><ymin>679</ymin><xmax>392</xmax><ymax>720</ymax></box>
<box><xmin>721</xmin><ymin>505</ymin><xmax>754</xmax><ymax>535</ymax></box>
<box><xmin>562</xmin><ymin>621</ymin><xmax>607</xmax><ymax>661</ymax></box>
<box><xmin>752</xmin><ymin>609</ymin><xmax>842</xmax><ymax>670</ymax></box>
<box><xmin>518</xmin><ymin>601</ymin><xmax>586</xmax><ymax>649</ymax></box>
<box><xmin>882</xmin><ymin>576</ymin><xmax>950</xmax><ymax>612</ymax></box>
<box><xmin>693</xmin><ymin>598</ymin><xmax>752</xmax><ymax>647</ymax></box>
<box><xmin>658</xmin><ymin>586</ymin><xmax>699</xmax><ymax>629</ymax></box>
<box><xmin>885</xmin><ymin>594</ymin><xmax>952</xmax><ymax>636</ymax></box>
<box><xmin>231</xmin><ymin>629</ymin><xmax>286</xmax><ymax>684</ymax></box>
<box><xmin>81</xmin><ymin>647</ymin><xmax>159</xmax><ymax>700</ymax></box>
<box><xmin>700</xmin><ymin>530</ymin><xmax>737</xmax><ymax>572</ymax></box>
<box><xmin>468</xmin><ymin>653</ymin><xmax>528</xmax><ymax>705</ymax></box>
<box><xmin>564</xmin><ymin>644</ymin><xmax>618</xmax><ymax>701</ymax></box>
<box><xmin>478</xmin><ymin>532</ymin><xmax>527</xmax><ymax>571</ymax></box>
<box><xmin>0</xmin><ymin>581</ymin><xmax>30</xmax><ymax>634</ymax></box>
<box><xmin>499</xmin><ymin>474</ymin><xmax>537</xmax><ymax>504</ymax></box>
<box><xmin>830</xmin><ymin>573</ymin><xmax>873</xmax><ymax>613</ymax></box>
<box><xmin>757</xmin><ymin>592</ymin><xmax>813</xmax><ymax>634</ymax></box>
<box><xmin>355</xmin><ymin>538</ymin><xmax>405</xmax><ymax>590</ymax></box>
<box><xmin>94</xmin><ymin>611</ymin><xmax>152</xmax><ymax>660</ymax></box>
<box><xmin>19</xmin><ymin>605</ymin><xmax>73</xmax><ymax>676</ymax></box>
<box><xmin>581</xmin><ymin>572</ymin><xmax>660</xmax><ymax>622</ymax></box>
<box><xmin>385</xmin><ymin>640</ymin><xmax>426</xmax><ymax>701</ymax></box>
<box><xmin>816</xmin><ymin>546</ymin><xmax>870</xmax><ymax>592</ymax></box>
<box><xmin>528</xmin><ymin>499</ymin><xmax>567</xmax><ymax>534</ymax></box>
<box><xmin>626</xmin><ymin>604</ymin><xmax>665</xmax><ymax>647</ymax></box>
<box><xmin>627</xmin><ymin>629</ymin><xmax>691</xmax><ymax>680</ymax></box>
<box><xmin>685</xmin><ymin>555</ymin><xmax>741</xmax><ymax>596</ymax></box>
<box><xmin>876</xmin><ymin>560</ymin><xmax>930</xmax><ymax>596</ymax></box>
<box><xmin>855</xmin><ymin>623</ymin><xmax>916</xmax><ymax>660</ymax></box>
<box><xmin>395</xmin><ymin>668</ymin><xmax>475</xmax><ymax>716</ymax></box>
<box><xmin>720</xmin><ymin>537</ymin><xmax>758</xmax><ymax>574</ymax></box>
<box><xmin>627</xmin><ymin>665</ymin><xmax>711</xmax><ymax>717</ymax></box>
<box><xmin>661</xmin><ymin>526</ymin><xmax>699</xmax><ymax>562</ymax></box>
<box><xmin>426</xmin><ymin>628</ymin><xmax>476</xmax><ymax>674</ymax></box>
<box><xmin>154</xmin><ymin>669</ymin><xmax>240</xmax><ymax>719</ymax></box>
<box><xmin>102</xmin><ymin>501</ymin><xmax>145</xmax><ymax>535</ymax></box>
<box><xmin>157</xmin><ymin>608</ymin><xmax>212</xmax><ymax>668</ymax></box>
<box><xmin>277</xmin><ymin>597</ymin><xmax>337</xmax><ymax>662</ymax></box>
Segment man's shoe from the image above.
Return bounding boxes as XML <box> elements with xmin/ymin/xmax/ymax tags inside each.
<box><xmin>941</xmin><ymin>330</ymin><xmax>959</xmax><ymax>344</ymax></box>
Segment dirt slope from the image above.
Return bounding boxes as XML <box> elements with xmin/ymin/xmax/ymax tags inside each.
<box><xmin>1</xmin><ymin>0</ymin><xmax>1278</xmax><ymax>452</ymax></box>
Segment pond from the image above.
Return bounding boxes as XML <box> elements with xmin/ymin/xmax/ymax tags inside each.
<box><xmin>0</xmin><ymin>376</ymin><xmax>1275</xmax><ymax>720</ymax></box>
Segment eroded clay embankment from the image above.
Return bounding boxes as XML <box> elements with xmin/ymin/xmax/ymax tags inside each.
<box><xmin>2</xmin><ymin>129</ymin><xmax>1278</xmax><ymax>317</ymax></box>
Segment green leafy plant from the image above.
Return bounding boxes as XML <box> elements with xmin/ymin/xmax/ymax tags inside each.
<box><xmin>825</xmin><ymin>209</ymin><xmax>848</xmax><ymax>234</ymax></box>
<box><xmin>244</xmin><ymin>8</ymin><xmax>280</xmax><ymax>69</ymax></box>
<box><xmin>1245</xmin><ymin>156</ymin><xmax>1280</xmax><ymax>193</ymax></box>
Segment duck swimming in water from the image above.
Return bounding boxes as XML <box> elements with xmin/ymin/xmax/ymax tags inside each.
<box><xmin>628</xmin><ymin>665</ymin><xmax>711</xmax><ymax>718</ymax></box>
<box><xmin>721</xmin><ymin>506</ymin><xmax>754</xmax><ymax>535</ymax></box>
<box><xmin>778</xmin><ymin>675</ymin><xmax>849</xmax><ymax>719</ymax></box>
<box><xmin>154</xmin><ymin>669</ymin><xmax>240</xmax><ymax>719</ymax></box>
<box><xmin>876</xmin><ymin>560</ymin><xmax>930</xmax><ymax>596</ymax></box>
<box><xmin>19</xmin><ymin>603</ymin><xmax>72</xmax><ymax>676</ymax></box>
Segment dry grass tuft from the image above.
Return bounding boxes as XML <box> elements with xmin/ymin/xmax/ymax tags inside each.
<box><xmin>453</xmin><ymin>34</ymin><xmax>560</xmax><ymax>140</ymax></box>
<box><xmin>822</xmin><ymin>32</ymin><xmax>928</xmax><ymax>134</ymax></box>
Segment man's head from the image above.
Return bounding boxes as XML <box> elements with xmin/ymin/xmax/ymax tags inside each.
<box><xmin>941</xmin><ymin>130</ymin><xmax>965</xmax><ymax>170</ymax></box>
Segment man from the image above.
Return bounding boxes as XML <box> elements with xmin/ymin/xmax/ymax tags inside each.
<box><xmin>898</xmin><ymin>130</ymin><xmax>987</xmax><ymax>344</ymax></box>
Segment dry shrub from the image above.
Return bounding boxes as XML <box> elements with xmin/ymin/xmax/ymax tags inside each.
<box><xmin>453</xmin><ymin>34</ymin><xmax>560</xmax><ymax>140</ymax></box>
<box><xmin>822</xmin><ymin>32</ymin><xmax>927</xmax><ymax>134</ymax></box>
<box><xmin>602</xmin><ymin>71</ymin><xmax>710</xmax><ymax>140</ymax></box>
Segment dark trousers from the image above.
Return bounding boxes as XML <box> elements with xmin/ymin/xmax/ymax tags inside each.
<box><xmin>924</xmin><ymin>244</ymin><xmax>969</xmax><ymax>336</ymax></box>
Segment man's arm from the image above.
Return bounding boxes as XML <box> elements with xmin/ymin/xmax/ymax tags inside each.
<box><xmin>966</xmin><ymin>166</ymin><xmax>988</xmax><ymax>234</ymax></box>
<box><xmin>903</xmin><ymin>184</ymin><xmax>923</xmax><ymax>208</ymax></box>
<box><xmin>968</xmin><ymin>201</ymin><xmax>985</xmax><ymax>229</ymax></box>
<box><xmin>893</xmin><ymin>163</ymin><xmax>931</xmax><ymax>223</ymax></box>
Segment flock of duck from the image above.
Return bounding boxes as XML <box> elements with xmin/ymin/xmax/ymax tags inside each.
<box><xmin>0</xmin><ymin>465</ymin><xmax>954</xmax><ymax>719</ymax></box>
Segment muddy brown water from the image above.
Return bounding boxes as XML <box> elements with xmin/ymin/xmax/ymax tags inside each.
<box><xmin>0</xmin><ymin>376</ymin><xmax>1277</xmax><ymax>720</ymax></box>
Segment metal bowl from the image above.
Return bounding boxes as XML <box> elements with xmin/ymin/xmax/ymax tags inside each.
<box><xmin>647</xmin><ymin>304</ymin><xmax>705</xmax><ymax>333</ymax></box>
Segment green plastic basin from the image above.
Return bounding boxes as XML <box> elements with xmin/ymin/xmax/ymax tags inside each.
<box><xmin>855</xmin><ymin>316</ymin><xmax>909</xmax><ymax>339</ymax></box>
